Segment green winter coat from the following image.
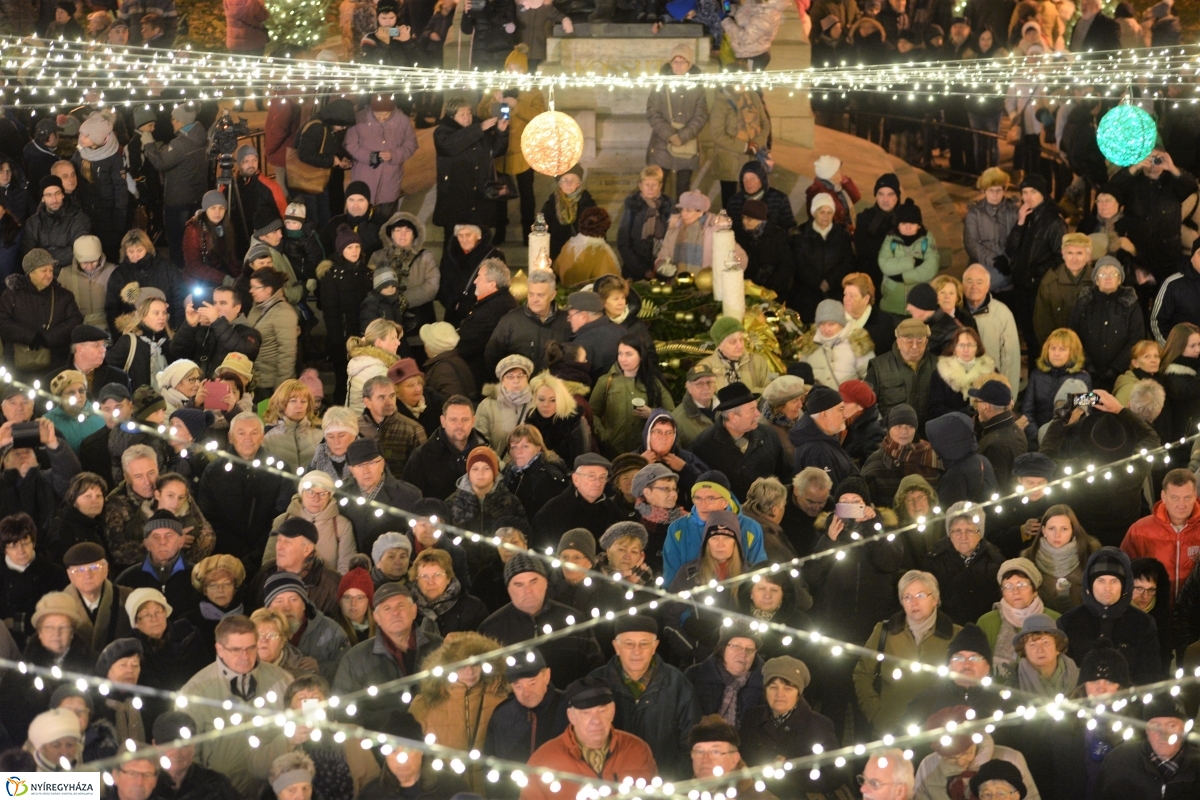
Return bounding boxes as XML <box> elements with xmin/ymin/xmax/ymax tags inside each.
<box><xmin>1032</xmin><ymin>262</ymin><xmax>1093</xmax><ymax>345</ymax></box>
<box><xmin>976</xmin><ymin>607</ymin><xmax>1061</xmax><ymax>651</ymax></box>
<box><xmin>589</xmin><ymin>365</ymin><xmax>676</xmax><ymax>456</ymax></box>
<box><xmin>878</xmin><ymin>232</ymin><xmax>940</xmax><ymax>315</ymax></box>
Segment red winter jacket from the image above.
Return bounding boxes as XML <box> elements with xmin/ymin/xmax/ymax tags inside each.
<box><xmin>520</xmin><ymin>726</ymin><xmax>657</xmax><ymax>800</ymax></box>
<box><xmin>263</xmin><ymin>92</ymin><xmax>301</xmax><ymax>169</ymax></box>
<box><xmin>224</xmin><ymin>0</ymin><xmax>269</xmax><ymax>52</ymax></box>
<box><xmin>1121</xmin><ymin>499</ymin><xmax>1200</xmax><ymax>598</ymax></box>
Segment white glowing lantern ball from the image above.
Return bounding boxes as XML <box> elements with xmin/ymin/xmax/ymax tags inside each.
<box><xmin>521</xmin><ymin>111</ymin><xmax>584</xmax><ymax>178</ymax></box>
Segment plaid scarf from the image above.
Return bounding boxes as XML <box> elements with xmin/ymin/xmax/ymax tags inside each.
<box><xmin>879</xmin><ymin>434</ymin><xmax>941</xmax><ymax>474</ymax></box>
<box><xmin>1149</xmin><ymin>747</ymin><xmax>1181</xmax><ymax>779</ymax></box>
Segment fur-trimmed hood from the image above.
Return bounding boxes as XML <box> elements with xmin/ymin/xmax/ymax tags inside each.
<box><xmin>415</xmin><ymin>631</ymin><xmax>508</xmax><ymax>703</ymax></box>
<box><xmin>936</xmin><ymin>354</ymin><xmax>997</xmax><ymax>396</ymax></box>
<box><xmin>796</xmin><ymin>326</ymin><xmax>874</xmax><ymax>358</ymax></box>
<box><xmin>378</xmin><ymin>211</ymin><xmax>426</xmax><ymax>252</ymax></box>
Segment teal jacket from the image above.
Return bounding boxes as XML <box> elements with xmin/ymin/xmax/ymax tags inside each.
<box><xmin>663</xmin><ymin>500</ymin><xmax>766</xmax><ymax>584</ymax></box>
<box><xmin>878</xmin><ymin>232</ymin><xmax>940</xmax><ymax>315</ymax></box>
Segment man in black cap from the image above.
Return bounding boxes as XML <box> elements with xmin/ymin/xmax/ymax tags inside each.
<box><xmin>734</xmin><ymin>199</ymin><xmax>794</xmax><ymax>298</ymax></box>
<box><xmin>115</xmin><ymin>510</ymin><xmax>202</xmax><ymax>618</ymax></box>
<box><xmin>46</xmin><ymin>325</ymin><xmax>131</xmax><ymax>398</ymax></box>
<box><xmin>231</xmin><ymin>144</ymin><xmax>286</xmax><ymax>256</ymax></box>
<box><xmin>690</xmin><ymin>381</ymin><xmax>791</xmax><ymax>501</ymax></box>
<box><xmin>1057</xmin><ymin>546</ymin><xmax>1162</xmax><ymax>685</ymax></box>
<box><xmin>586</xmin><ymin>614</ymin><xmax>698</xmax><ymax>779</ymax></box>
<box><xmin>261</xmin><ymin>571</ymin><xmax>349</xmax><ymax>681</ymax></box>
<box><xmin>23</xmin><ymin>118</ymin><xmax>59</xmax><ymax>188</ymax></box>
<box><xmin>1003</xmin><ymin>174</ymin><xmax>1068</xmax><ymax>349</ymax></box>
<box><xmin>567</xmin><ymin>290</ymin><xmax>624</xmax><ymax>379</ymax></box>
<box><xmin>248</xmin><ymin>207</ymin><xmax>302</xmax><ymax>305</ymax></box>
<box><xmin>853</xmin><ymin>173</ymin><xmax>901</xmax><ymax>292</ymax></box>
<box><xmin>970</xmin><ymin>379</ymin><xmax>1027</xmax><ymax>482</ymax></box>
<box><xmin>904</xmin><ymin>623</ymin><xmax>1007</xmax><ymax>725</ymax></box>
<box><xmin>482</xmin><ymin>647</ymin><xmax>569</xmax><ymax>788</ymax></box>
<box><xmin>21</xmin><ymin>175</ymin><xmax>91</xmax><ymax>268</ymax></box>
<box><xmin>61</xmin><ymin>542</ymin><xmax>132</xmax><ymax>654</ymax></box>
<box><xmin>321</xmin><ymin>180</ymin><xmax>384</xmax><ymax>262</ymax></box>
<box><xmin>673</xmin><ymin>363</ymin><xmax>718</xmax><ymax>447</ymax></box>
<box><xmin>547</xmin><ymin>527</ymin><xmax>602</xmax><ymax>614</ymax></box>
<box><xmin>478</xmin><ymin>552</ymin><xmax>603</xmax><ymax>687</ymax></box>
<box><xmin>903</xmin><ymin>282</ymin><xmax>963</xmax><ymax>357</ymax></box>
<box><xmin>152</xmin><ymin>710</ymin><xmax>241</xmax><ymax>800</ymax></box>
<box><xmin>333</xmin><ymin>586</ymin><xmax>443</xmax><ymax>730</ymax></box>
<box><xmin>524</xmin><ymin>678</ymin><xmax>657</xmax><ymax>800</ymax></box>
<box><xmin>0</xmin><ymin>415</ymin><xmax>80</xmax><ymax>535</ymax></box>
<box><xmin>1096</xmin><ymin>694</ymin><xmax>1199</xmax><ymax>797</ymax></box>
<box><xmin>533</xmin><ymin>453</ymin><xmax>625</xmax><ymax>548</ymax></box>
<box><xmin>357</xmin><ymin>710</ymin><xmax>469</xmax><ymax>798</ymax></box>
<box><xmin>339</xmin><ymin>437</ymin><xmax>422</xmax><ymax>554</ymax></box>
<box><xmin>790</xmin><ymin>385</ymin><xmax>859</xmax><ymax>488</ymax></box>
<box><xmin>249</xmin><ymin>517</ymin><xmax>341</xmax><ymax>618</ymax></box>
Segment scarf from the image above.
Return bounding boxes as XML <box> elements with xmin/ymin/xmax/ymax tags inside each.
<box><xmin>992</xmin><ymin>619</ymin><xmax>1019</xmax><ymax>678</ymax></box>
<box><xmin>947</xmin><ymin>771</ymin><xmax>977</xmax><ymax>800</ymax></box>
<box><xmin>998</xmin><ymin>595</ymin><xmax>1045</xmax><ymax>628</ymax></box>
<box><xmin>717</xmin><ymin>350</ymin><xmax>741</xmax><ymax>386</ymax></box>
<box><xmin>728</xmin><ymin>89</ymin><xmax>762</xmax><ymax>143</ymax></box>
<box><xmin>309</xmin><ymin>442</ymin><xmax>347</xmax><ymax>479</ymax></box>
<box><xmin>715</xmin><ymin>661</ymin><xmax>750</xmax><ymax>726</ymax></box>
<box><xmin>636</xmin><ymin>501</ymin><xmax>684</xmax><ymax>525</ymax></box>
<box><xmin>1150</xmin><ymin>747</ymin><xmax>1181</xmax><ymax>779</ymax></box>
<box><xmin>415</xmin><ymin>577</ymin><xmax>464</xmax><ymax>618</ymax></box>
<box><xmin>879</xmin><ymin>434</ymin><xmax>941</xmax><ymax>472</ymax></box>
<box><xmin>671</xmin><ymin>217</ymin><xmax>706</xmax><ymax>272</ymax></box>
<box><xmin>640</xmin><ymin>196</ymin><xmax>666</xmax><ymax>240</ymax></box>
<box><xmin>218</xmin><ymin>657</ymin><xmax>257</xmax><ymax>700</ymax></box>
<box><xmin>160</xmin><ymin>384</ymin><xmax>191</xmax><ymax>410</ymax></box>
<box><xmin>1035</xmin><ymin>538</ymin><xmax>1080</xmax><ymax>578</ymax></box>
<box><xmin>752</xmin><ymin>606</ymin><xmax>776</xmax><ymax>620</ymax></box>
<box><xmin>760</xmin><ymin>401</ymin><xmax>797</xmax><ymax>432</ymax></box>
<box><xmin>403</xmin><ymin>397</ymin><xmax>428</xmax><ymax>417</ymax></box>
<box><xmin>501</xmin><ymin>386</ymin><xmax>533</xmax><ymax>409</ymax></box>
<box><xmin>387</xmin><ymin>246</ymin><xmax>421</xmax><ymax>300</ymax></box>
<box><xmin>556</xmin><ymin>187</ymin><xmax>583</xmax><ymax>226</ymax></box>
<box><xmin>200</xmin><ymin>599</ymin><xmax>243</xmax><ymax>621</ymax></box>
<box><xmin>770</xmin><ymin>709</ymin><xmax>793</xmax><ymax>728</ymax></box>
<box><xmin>1017</xmin><ymin>655</ymin><xmax>1080</xmax><ymax>697</ymax></box>
<box><xmin>79</xmin><ymin>135</ymin><xmax>119</xmax><ymax>162</ymax></box>
<box><xmin>812</xmin><ymin>221</ymin><xmax>832</xmax><ymax>240</ymax></box>
<box><xmin>908</xmin><ymin>612</ymin><xmax>937</xmax><ymax>644</ymax></box>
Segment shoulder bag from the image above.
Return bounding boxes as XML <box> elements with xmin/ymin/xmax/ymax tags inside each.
<box><xmin>285</xmin><ymin>120</ymin><xmax>332</xmax><ymax>194</ymax></box>
<box><xmin>665</xmin><ymin>91</ymin><xmax>699</xmax><ymax>159</ymax></box>
<box><xmin>13</xmin><ymin>287</ymin><xmax>54</xmax><ymax>372</ymax></box>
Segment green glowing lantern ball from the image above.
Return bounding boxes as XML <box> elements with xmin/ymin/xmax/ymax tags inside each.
<box><xmin>1096</xmin><ymin>105</ymin><xmax>1158</xmax><ymax>167</ymax></box>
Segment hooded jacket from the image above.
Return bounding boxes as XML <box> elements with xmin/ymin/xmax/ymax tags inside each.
<box><xmin>878</xmin><ymin>230</ymin><xmax>940</xmax><ymax>315</ymax></box>
<box><xmin>640</xmin><ymin>409</ymin><xmax>708</xmax><ymax>500</ymax></box>
<box><xmin>789</xmin><ymin>413</ymin><xmax>860</xmax><ymax>488</ymax></box>
<box><xmin>725</xmin><ymin>161</ymin><xmax>798</xmax><ymax>234</ymax></box>
<box><xmin>105</xmin><ymin>252</ymin><xmax>187</xmax><ymax>332</ymax></box>
<box><xmin>663</xmin><ymin>501</ymin><xmax>767</xmax><ymax>585</ymax></box>
<box><xmin>925</xmin><ymin>411</ymin><xmax>998</xmax><ymax>506</ymax></box>
<box><xmin>1069</xmin><ymin>284</ymin><xmax>1145</xmax><ymax>389</ymax></box>
<box><xmin>367</xmin><ymin>211</ymin><xmax>440</xmax><ymax>317</ymax></box>
<box><xmin>1057</xmin><ymin>547</ymin><xmax>1163</xmax><ymax>685</ymax></box>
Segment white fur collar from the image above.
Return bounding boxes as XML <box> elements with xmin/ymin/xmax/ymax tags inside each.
<box><xmin>937</xmin><ymin>354</ymin><xmax>997</xmax><ymax>397</ymax></box>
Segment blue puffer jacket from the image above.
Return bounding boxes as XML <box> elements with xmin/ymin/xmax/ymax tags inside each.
<box><xmin>1021</xmin><ymin>362</ymin><xmax>1093</xmax><ymax>429</ymax></box>
<box><xmin>641</xmin><ymin>408</ymin><xmax>709</xmax><ymax>500</ymax></box>
<box><xmin>663</xmin><ymin>501</ymin><xmax>766</xmax><ymax>584</ymax></box>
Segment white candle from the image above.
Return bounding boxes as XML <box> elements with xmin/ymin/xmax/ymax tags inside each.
<box><xmin>528</xmin><ymin>232</ymin><xmax>551</xmax><ymax>272</ymax></box>
<box><xmin>711</xmin><ymin>228</ymin><xmax>735</xmax><ymax>301</ymax></box>
<box><xmin>722</xmin><ymin>250</ymin><xmax>745</xmax><ymax>322</ymax></box>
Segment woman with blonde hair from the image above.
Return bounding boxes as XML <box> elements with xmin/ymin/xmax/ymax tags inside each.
<box><xmin>105</xmin><ymin>286</ymin><xmax>172</xmax><ymax>390</ymax></box>
<box><xmin>1113</xmin><ymin>339</ymin><xmax>1163</xmax><ymax>405</ymax></box>
<box><xmin>264</xmin><ymin>469</ymin><xmax>356</xmax><ymax>573</ymax></box>
<box><xmin>105</xmin><ymin>228</ymin><xmax>181</xmax><ymax>332</ymax></box>
<box><xmin>251</xmin><ymin>607</ymin><xmax>319</xmax><ymax>678</ymax></box>
<box><xmin>408</xmin><ymin>632</ymin><xmax>509</xmax><ymax>791</ymax></box>
<box><xmin>45</xmin><ymin>370</ymin><xmax>104</xmax><ymax>452</ymax></box>
<box><xmin>501</xmin><ymin>424</ymin><xmax>568</xmax><ymax>520</ymax></box>
<box><xmin>664</xmin><ymin>510</ymin><xmax>747</xmax><ymax>658</ymax></box>
<box><xmin>930</xmin><ymin>274</ymin><xmax>976</xmax><ymax>330</ymax></box>
<box><xmin>523</xmin><ymin>371</ymin><xmax>591</xmax><ymax>465</ymax></box>
<box><xmin>345</xmin><ymin>318</ymin><xmax>403</xmax><ymax>414</ymax></box>
<box><xmin>261</xmin><ymin>379</ymin><xmax>325</xmax><ymax>470</ymax></box>
<box><xmin>1021</xmin><ymin>328</ymin><xmax>1092</xmax><ymax>429</ymax></box>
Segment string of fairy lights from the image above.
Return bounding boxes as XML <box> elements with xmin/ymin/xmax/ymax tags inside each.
<box><xmin>6</xmin><ymin>37</ymin><xmax>1200</xmax><ymax>111</ymax></box>
<box><xmin>5</xmin><ymin>368</ymin><xmax>1200</xmax><ymax>795</ymax></box>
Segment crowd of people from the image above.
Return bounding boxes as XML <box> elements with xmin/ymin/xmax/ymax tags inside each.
<box><xmin>0</xmin><ymin>0</ymin><xmax>1199</xmax><ymax>798</ymax></box>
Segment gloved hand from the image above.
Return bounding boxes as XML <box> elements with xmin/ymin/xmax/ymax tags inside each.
<box><xmin>139</xmin><ymin>128</ymin><xmax>155</xmax><ymax>145</ymax></box>
<box><xmin>29</xmin><ymin>332</ymin><xmax>47</xmax><ymax>350</ymax></box>
<box><xmin>306</xmin><ymin>278</ymin><xmax>317</xmax><ymax>293</ymax></box>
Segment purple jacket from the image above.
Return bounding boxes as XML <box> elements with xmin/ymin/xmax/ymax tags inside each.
<box><xmin>343</xmin><ymin>107</ymin><xmax>419</xmax><ymax>205</ymax></box>
<box><xmin>224</xmin><ymin>0</ymin><xmax>268</xmax><ymax>51</ymax></box>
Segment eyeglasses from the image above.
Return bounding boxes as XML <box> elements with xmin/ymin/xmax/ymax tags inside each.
<box><xmin>258</xmin><ymin>632</ymin><xmax>280</xmax><ymax>642</ymax></box>
<box><xmin>649</xmin><ymin>484</ymin><xmax>678</xmax><ymax>493</ymax></box>
<box><xmin>691</xmin><ymin>747</ymin><xmax>737</xmax><ymax>758</ymax></box>
<box><xmin>304</xmin><ymin>490</ymin><xmax>332</xmax><ymax>500</ymax></box>
<box><xmin>136</xmin><ymin>608</ymin><xmax>166</xmax><ymax>622</ymax></box>
<box><xmin>950</xmin><ymin>654</ymin><xmax>987</xmax><ymax>663</ymax></box>
<box><xmin>1133</xmin><ymin>586</ymin><xmax>1157</xmax><ymax>596</ymax></box>
<box><xmin>979</xmin><ymin>791</ymin><xmax>1017</xmax><ymax>800</ymax></box>
<box><xmin>856</xmin><ymin>776</ymin><xmax>895</xmax><ymax>790</ymax></box>
<box><xmin>726</xmin><ymin>643</ymin><xmax>757</xmax><ymax>656</ymax></box>
<box><xmin>574</xmin><ymin>472</ymin><xmax>607</xmax><ymax>484</ymax></box>
<box><xmin>693</xmin><ymin>494</ymin><xmax>727</xmax><ymax>506</ymax></box>
<box><xmin>949</xmin><ymin>526</ymin><xmax>980</xmax><ymax>537</ymax></box>
<box><xmin>418</xmin><ymin>572</ymin><xmax>447</xmax><ymax>582</ymax></box>
<box><xmin>40</xmin><ymin>624</ymin><xmax>73</xmax><ymax>636</ymax></box>
<box><xmin>1001</xmin><ymin>581</ymin><xmax>1032</xmax><ymax>592</ymax></box>
<box><xmin>119</xmin><ymin>770</ymin><xmax>158</xmax><ymax>781</ymax></box>
<box><xmin>902</xmin><ymin>592</ymin><xmax>932</xmax><ymax>603</ymax></box>
<box><xmin>68</xmin><ymin>563</ymin><xmax>105</xmax><ymax>575</ymax></box>
<box><xmin>220</xmin><ymin>644</ymin><xmax>257</xmax><ymax>655</ymax></box>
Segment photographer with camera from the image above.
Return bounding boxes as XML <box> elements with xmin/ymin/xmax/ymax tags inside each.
<box><xmin>1040</xmin><ymin>387</ymin><xmax>1158</xmax><ymax>547</ymax></box>
<box><xmin>0</xmin><ymin>416</ymin><xmax>82</xmax><ymax>536</ymax></box>
<box><xmin>360</xmin><ymin>1</ymin><xmax>417</xmax><ymax>66</ymax></box>
<box><xmin>141</xmin><ymin>104</ymin><xmax>209</xmax><ymax>270</ymax></box>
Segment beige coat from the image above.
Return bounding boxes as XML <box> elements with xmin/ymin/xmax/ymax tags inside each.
<box><xmin>247</xmin><ymin>291</ymin><xmax>299</xmax><ymax>391</ymax></box>
<box><xmin>708</xmin><ymin>87</ymin><xmax>770</xmax><ymax>182</ymax></box>
<box><xmin>264</xmin><ymin>495</ymin><xmax>357</xmax><ymax>574</ymax></box>
<box><xmin>695</xmin><ymin>349</ymin><xmax>774</xmax><ymax>393</ymax></box>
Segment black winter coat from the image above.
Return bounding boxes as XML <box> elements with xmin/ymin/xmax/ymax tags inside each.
<box><xmin>168</xmin><ymin>315</ymin><xmax>261</xmax><ymax>378</ymax></box>
<box><xmin>132</xmin><ymin>620</ymin><xmax>211</xmax><ymax>724</ymax></box>
<box><xmin>738</xmin><ymin>701</ymin><xmax>848</xmax><ymax>796</ymax></box>
<box><xmin>341</xmin><ymin>473</ymin><xmax>423</xmax><ymax>553</ymax></box>
<box><xmin>926</xmin><ymin>412</ymin><xmax>998</xmax><ymax>506</ymax></box>
<box><xmin>853</xmin><ymin>204</ymin><xmax>895</xmax><ymax>293</ymax></box>
<box><xmin>105</xmin><ymin>327</ymin><xmax>169</xmax><ymax>390</ymax></box>
<box><xmin>296</xmin><ymin>100</ymin><xmax>355</xmax><ymax>171</ymax></box>
<box><xmin>0</xmin><ymin>441</ymin><xmax>80</xmax><ymax>536</ymax></box>
<box><xmin>725</xmin><ymin>162</ymin><xmax>797</xmax><ymax>234</ymax></box>
<box><xmin>1004</xmin><ymin>201</ymin><xmax>1067</xmax><ymax>290</ymax></box>
<box><xmin>790</xmin><ymin>414</ymin><xmax>859</xmax><ymax>488</ymax></box>
<box><xmin>21</xmin><ymin>202</ymin><xmax>92</xmax><ymax>268</ymax></box>
<box><xmin>0</xmin><ymin>556</ymin><xmax>67</xmax><ymax>648</ymax></box>
<box><xmin>154</xmin><ymin>762</ymin><xmax>243</xmax><ymax>800</ymax></box>
<box><xmin>1096</xmin><ymin>740</ymin><xmax>1200</xmax><ymax>800</ymax></box>
<box><xmin>503</xmin><ymin>453</ymin><xmax>568</xmax><ymax>521</ymax></box>
<box><xmin>281</xmin><ymin>225</ymin><xmax>325</xmax><ymax>285</ymax></box>
<box><xmin>1110</xmin><ymin>166</ymin><xmax>1199</xmax><ymax>282</ymax></box>
<box><xmin>485</xmin><ymin>303</ymin><xmax>572</xmax><ymax>376</ymax></box>
<box><xmin>106</xmin><ymin>253</ymin><xmax>186</xmax><ymax>331</ymax></box>
<box><xmin>1151</xmin><ymin>261</ymin><xmax>1200</xmax><ymax>343</ymax></box>
<box><xmin>1021</xmin><ymin>364</ymin><xmax>1094</xmax><ymax>430</ymax></box>
<box><xmin>436</xmin><ymin>235</ymin><xmax>501</xmax><ymax>326</ymax></box>
<box><xmin>478</xmin><ymin>599</ymin><xmax>604</xmax><ymax>687</ymax></box>
<box><xmin>541</xmin><ymin>190</ymin><xmax>596</xmax><ymax>260</ymax></box>
<box><xmin>532</xmin><ymin>486</ymin><xmax>625</xmax><ymax>551</ymax></box>
<box><xmin>1058</xmin><ymin>548</ymin><xmax>1163</xmax><ymax>685</ymax></box>
<box><xmin>692</xmin><ymin>420</ymin><xmax>791</xmax><ymax>502</ymax></box>
<box><xmin>789</xmin><ymin>220</ymin><xmax>854</xmax><ymax>323</ymax></box>
<box><xmin>458</xmin><ymin>289</ymin><xmax>520</xmax><ymax>390</ymax></box>
<box><xmin>432</xmin><ymin>116</ymin><xmax>509</xmax><ymax>229</ymax></box>
<box><xmin>424</xmin><ymin>591</ymin><xmax>490</xmax><ymax>636</ymax></box>
<box><xmin>1069</xmin><ymin>286</ymin><xmax>1145</xmax><ymax>390</ymax></box>
<box><xmin>0</xmin><ymin>634</ymin><xmax>95</xmax><ymax>743</ymax></box>
<box><xmin>196</xmin><ymin>451</ymin><xmax>292</xmax><ymax>573</ymax></box>
<box><xmin>976</xmin><ymin>412</ymin><xmax>1027</xmax><ymax>485</ymax></box>
<box><xmin>483</xmin><ymin>687</ymin><xmax>568</xmax><ymax>776</ymax></box>
<box><xmin>616</xmin><ymin>190</ymin><xmax>673</xmax><ymax>281</ymax></box>
<box><xmin>359</xmin><ymin>288</ymin><xmax>402</xmax><ymax>332</ymax></box>
<box><xmin>1059</xmin><ymin>102</ymin><xmax>1107</xmax><ymax>186</ymax></box>
<box><xmin>0</xmin><ymin>156</ymin><xmax>31</xmax><ymax>222</ymax></box>
<box><xmin>735</xmin><ymin>220</ymin><xmax>794</xmax><ymax>297</ymax></box>
<box><xmin>920</xmin><ymin>536</ymin><xmax>1004</xmax><ymax>625</ymax></box>
<box><xmin>0</xmin><ymin>273</ymin><xmax>83</xmax><ymax>369</ymax></box>
<box><xmin>321</xmin><ymin>211</ymin><xmax>383</xmax><ymax>263</ymax></box>
<box><xmin>685</xmin><ymin>654</ymin><xmax>765</xmax><ymax>727</ymax></box>
<box><xmin>73</xmin><ymin>150</ymin><xmax>129</xmax><ymax>259</ymax></box>
<box><xmin>1159</xmin><ymin>358</ymin><xmax>1200</xmax><ymax>442</ymax></box>
<box><xmin>460</xmin><ymin>0</ymin><xmax>515</xmax><ymax>69</ymax></box>
<box><xmin>842</xmin><ymin>404</ymin><xmax>887</xmax><ymax>464</ymax></box>
<box><xmin>43</xmin><ymin>503</ymin><xmax>107</xmax><ymax>565</ymax></box>
<box><xmin>402</xmin><ymin>427</ymin><xmax>487</xmax><ymax>502</ymax></box>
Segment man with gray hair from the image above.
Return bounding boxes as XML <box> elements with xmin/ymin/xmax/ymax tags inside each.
<box><xmin>197</xmin><ymin>411</ymin><xmax>293</xmax><ymax>576</ymax></box>
<box><xmin>359</xmin><ymin>373</ymin><xmax>426</xmax><ymax>475</ymax></box>
<box><xmin>103</xmin><ymin>442</ymin><xmax>161</xmax><ymax>571</ymax></box>
<box><xmin>859</xmin><ymin>747</ymin><xmax>915</xmax><ymax>800</ymax></box>
<box><xmin>485</xmin><ymin>268</ymin><xmax>571</xmax><ymax>375</ymax></box>
<box><xmin>781</xmin><ymin>466</ymin><xmax>833</xmax><ymax>553</ymax></box>
<box><xmin>458</xmin><ymin>256</ymin><xmax>520</xmax><ymax>390</ymax></box>
<box><xmin>962</xmin><ymin>264</ymin><xmax>1020</xmax><ymax>390</ymax></box>
<box><xmin>1126</xmin><ymin>378</ymin><xmax>1165</xmax><ymax>425</ymax></box>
